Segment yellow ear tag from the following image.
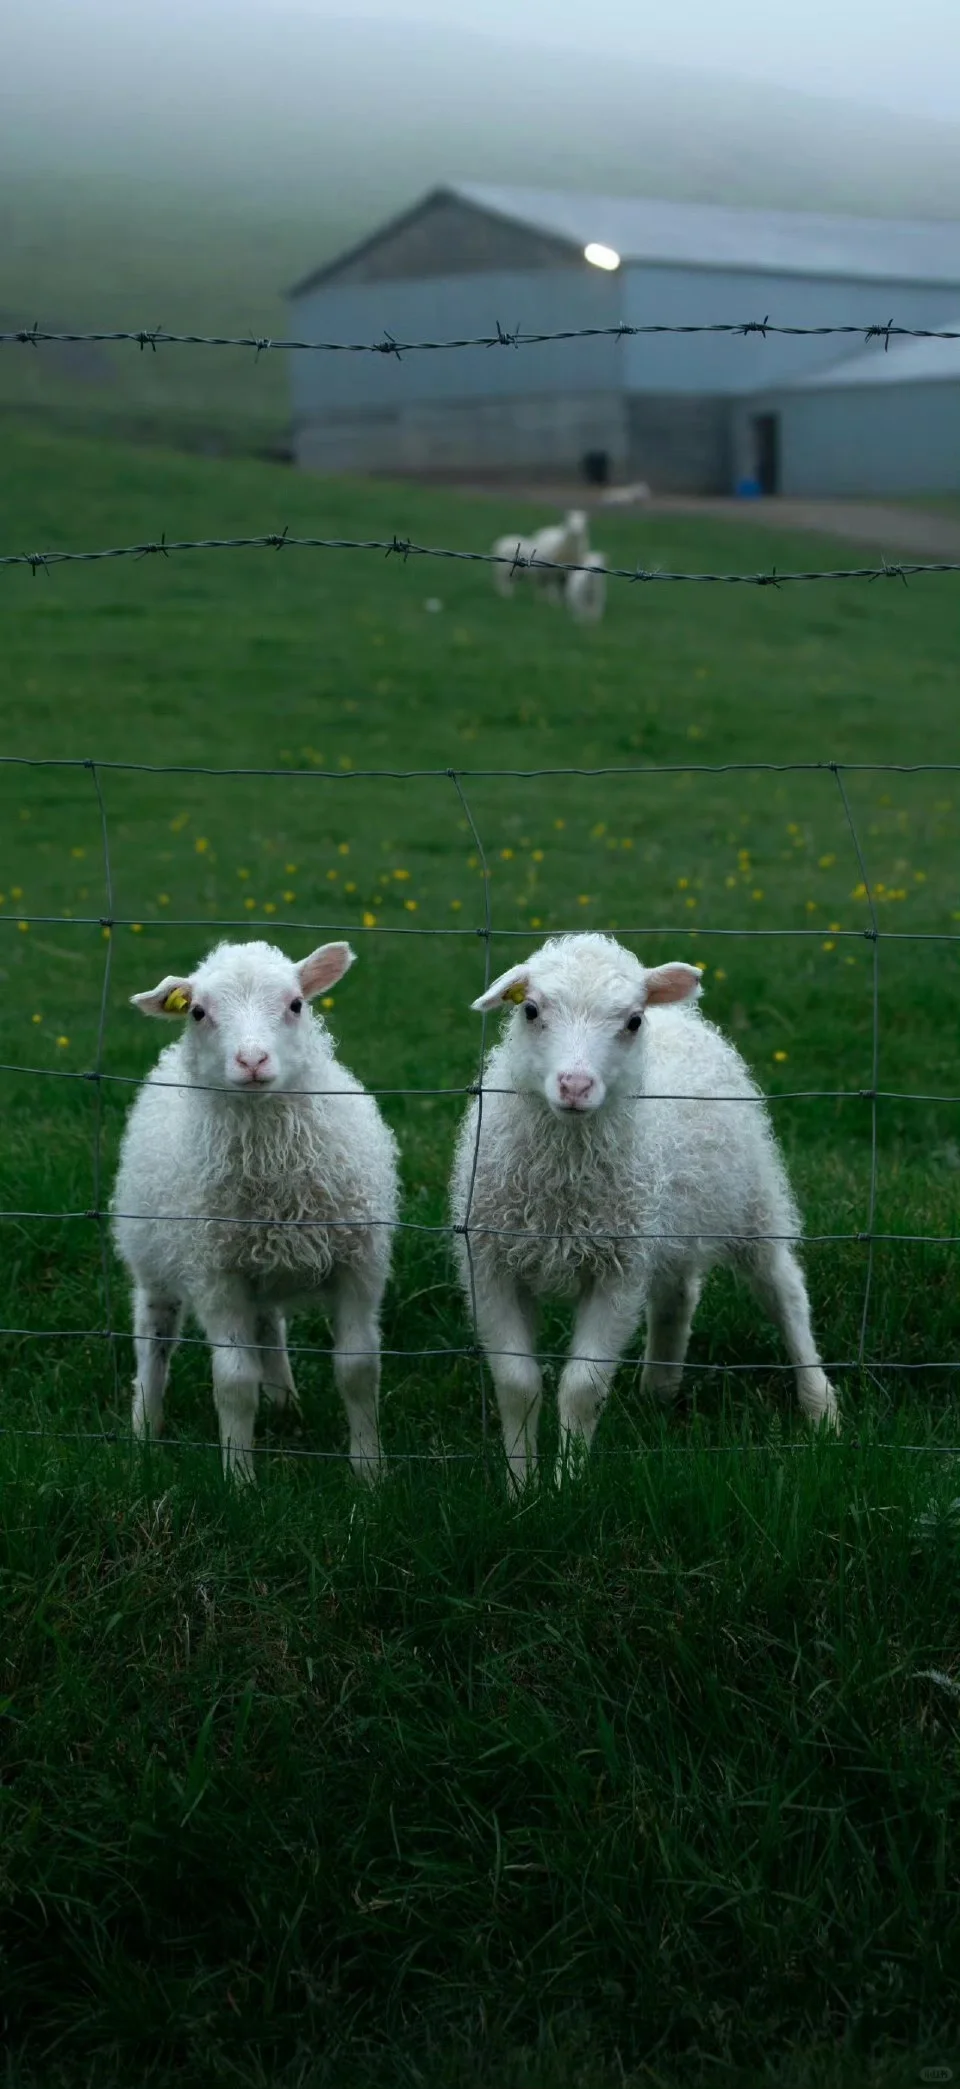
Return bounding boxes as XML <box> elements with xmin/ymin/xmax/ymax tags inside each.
<box><xmin>502</xmin><ymin>982</ymin><xmax>527</xmax><ymax>1005</ymax></box>
<box><xmin>163</xmin><ymin>988</ymin><xmax>190</xmax><ymax>1014</ymax></box>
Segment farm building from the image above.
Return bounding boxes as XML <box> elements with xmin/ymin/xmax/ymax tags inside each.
<box><xmin>732</xmin><ymin>328</ymin><xmax>960</xmax><ymax>497</ymax></box>
<box><xmin>287</xmin><ymin>184</ymin><xmax>960</xmax><ymax>494</ymax></box>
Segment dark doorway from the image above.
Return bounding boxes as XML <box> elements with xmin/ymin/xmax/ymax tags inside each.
<box><xmin>582</xmin><ymin>448</ymin><xmax>610</xmax><ymax>486</ymax></box>
<box><xmin>751</xmin><ymin>414</ymin><xmax>779</xmax><ymax>495</ymax></box>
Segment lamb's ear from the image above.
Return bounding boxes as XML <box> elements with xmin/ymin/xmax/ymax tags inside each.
<box><xmin>470</xmin><ymin>963</ymin><xmax>531</xmax><ymax>1013</ymax></box>
<box><xmin>643</xmin><ymin>962</ymin><xmax>703</xmax><ymax>1008</ymax></box>
<box><xmin>131</xmin><ymin>976</ymin><xmax>195</xmax><ymax>1019</ymax></box>
<box><xmin>297</xmin><ymin>942</ymin><xmax>356</xmax><ymax>1000</ymax></box>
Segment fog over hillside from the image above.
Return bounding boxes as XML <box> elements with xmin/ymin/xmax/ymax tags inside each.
<box><xmin>4</xmin><ymin>0</ymin><xmax>960</xmax><ymax>246</ymax></box>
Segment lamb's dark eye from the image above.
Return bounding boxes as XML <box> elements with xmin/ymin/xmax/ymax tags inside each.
<box><xmin>191</xmin><ymin>1005</ymin><xmax>205</xmax><ymax>1023</ymax></box>
<box><xmin>289</xmin><ymin>997</ymin><xmax>303</xmax><ymax>1016</ymax></box>
<box><xmin>524</xmin><ymin>1001</ymin><xmax>539</xmax><ymax>1022</ymax></box>
<box><xmin>626</xmin><ymin>1013</ymin><xmax>642</xmax><ymax>1033</ymax></box>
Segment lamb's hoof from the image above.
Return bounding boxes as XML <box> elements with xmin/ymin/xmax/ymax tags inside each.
<box><xmin>553</xmin><ymin>1436</ymin><xmax>590</xmax><ymax>1487</ymax></box>
<box><xmin>351</xmin><ymin>1449</ymin><xmax>384</xmax><ymax>1485</ymax></box>
<box><xmin>506</xmin><ymin>1459</ymin><xmax>539</xmax><ymax>1498</ymax></box>
<box><xmin>261</xmin><ymin>1385</ymin><xmax>302</xmax><ymax>1417</ymax></box>
<box><xmin>641</xmin><ymin>1368</ymin><xmax>682</xmax><ymax>1409</ymax></box>
<box><xmin>803</xmin><ymin>1381</ymin><xmax>840</xmax><ymax>1434</ymax></box>
<box><xmin>222</xmin><ymin>1448</ymin><xmax>258</xmax><ymax>1487</ymax></box>
<box><xmin>131</xmin><ymin>1409</ymin><xmax>165</xmax><ymax>1445</ymax></box>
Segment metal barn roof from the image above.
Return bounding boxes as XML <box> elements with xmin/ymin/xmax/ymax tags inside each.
<box><xmin>452</xmin><ymin>184</ymin><xmax>960</xmax><ymax>285</ymax></box>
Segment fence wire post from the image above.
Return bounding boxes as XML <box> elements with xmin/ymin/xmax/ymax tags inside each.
<box><xmin>448</xmin><ymin>770</ymin><xmax>493</xmax><ymax>1462</ymax></box>
<box><xmin>86</xmin><ymin>759</ymin><xmax>121</xmax><ymax>1404</ymax></box>
<box><xmin>833</xmin><ymin>764</ymin><xmax>880</xmax><ymax>1369</ymax></box>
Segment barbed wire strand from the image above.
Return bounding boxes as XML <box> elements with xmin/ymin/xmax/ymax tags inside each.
<box><xmin>6</xmin><ymin>318</ymin><xmax>960</xmax><ymax>354</ymax></box>
<box><xmin>4</xmin><ymin>534</ymin><xmax>960</xmax><ymax>586</ymax></box>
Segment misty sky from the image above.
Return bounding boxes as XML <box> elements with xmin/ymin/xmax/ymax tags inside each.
<box><xmin>350</xmin><ymin>0</ymin><xmax>960</xmax><ymax>124</ymax></box>
<box><xmin>6</xmin><ymin>0</ymin><xmax>960</xmax><ymax>129</ymax></box>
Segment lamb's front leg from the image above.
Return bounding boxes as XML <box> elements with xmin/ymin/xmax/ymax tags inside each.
<box><xmin>131</xmin><ymin>1285</ymin><xmax>184</xmax><ymax>1443</ymax></box>
<box><xmin>199</xmin><ymin>1286</ymin><xmax>263</xmax><ymax>1484</ymax></box>
<box><xmin>471</xmin><ymin>1274</ymin><xmax>541</xmax><ymax>1492</ymax></box>
<box><xmin>331</xmin><ymin>1267</ymin><xmax>385</xmax><ymax>1481</ymax></box>
<box><xmin>556</xmin><ymin>1283</ymin><xmax>644</xmax><ymax>1480</ymax></box>
<box><xmin>640</xmin><ymin>1267</ymin><xmax>703</xmax><ymax>1406</ymax></box>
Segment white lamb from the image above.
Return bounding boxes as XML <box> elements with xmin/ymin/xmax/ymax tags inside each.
<box><xmin>491</xmin><ymin>508</ymin><xmax>591</xmax><ymax>603</ymax></box>
<box><xmin>450</xmin><ymin>933</ymin><xmax>837</xmax><ymax>1487</ymax></box>
<box><xmin>565</xmin><ymin>550</ymin><xmax>607</xmax><ymax>624</ymax></box>
<box><xmin>111</xmin><ymin>938</ymin><xmax>399</xmax><ymax>1482</ymax></box>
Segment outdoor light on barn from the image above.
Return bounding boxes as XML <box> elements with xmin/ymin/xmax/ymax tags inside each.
<box><xmin>584</xmin><ymin>241</ymin><xmax>621</xmax><ymax>270</ymax></box>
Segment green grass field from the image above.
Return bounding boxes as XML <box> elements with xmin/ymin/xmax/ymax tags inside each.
<box><xmin>1</xmin><ymin>426</ymin><xmax>959</xmax><ymax>2087</ymax></box>
<box><xmin>0</xmin><ymin>173</ymin><xmax>339</xmax><ymax>454</ymax></box>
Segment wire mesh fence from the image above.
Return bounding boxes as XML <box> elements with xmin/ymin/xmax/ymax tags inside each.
<box><xmin>3</xmin><ymin>296</ymin><xmax>959</xmax><ymax>1472</ymax></box>
<box><xmin>2</xmin><ymin>752</ymin><xmax>958</xmax><ymax>1470</ymax></box>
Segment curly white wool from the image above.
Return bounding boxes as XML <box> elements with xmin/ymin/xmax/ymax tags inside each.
<box><xmin>111</xmin><ymin>939</ymin><xmax>399</xmax><ymax>1481</ymax></box>
<box><xmin>450</xmin><ymin>932</ymin><xmax>837</xmax><ymax>1486</ymax></box>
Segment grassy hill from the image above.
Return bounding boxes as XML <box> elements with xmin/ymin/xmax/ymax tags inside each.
<box><xmin>0</xmin><ymin>427</ymin><xmax>959</xmax><ymax>2085</ymax></box>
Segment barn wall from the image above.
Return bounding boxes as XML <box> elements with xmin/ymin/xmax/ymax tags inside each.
<box><xmin>625</xmin><ymin>395</ymin><xmax>731</xmax><ymax>493</ymax></box>
<box><xmin>619</xmin><ymin>265</ymin><xmax>960</xmax><ymax>396</ymax></box>
<box><xmin>289</xmin><ymin>268</ymin><xmax>621</xmax><ymax>426</ymax></box>
<box><xmin>733</xmin><ymin>381</ymin><xmax>960</xmax><ymax>496</ymax></box>
<box><xmin>293</xmin><ymin>391</ymin><xmax>628</xmax><ymax>481</ymax></box>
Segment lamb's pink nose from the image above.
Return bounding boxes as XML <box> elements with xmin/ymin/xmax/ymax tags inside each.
<box><xmin>557</xmin><ymin>1072</ymin><xmax>596</xmax><ymax>1110</ymax></box>
<box><xmin>235</xmin><ymin>1049</ymin><xmax>270</xmax><ymax>1077</ymax></box>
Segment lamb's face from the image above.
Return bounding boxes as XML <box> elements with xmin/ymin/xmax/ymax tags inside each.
<box><xmin>472</xmin><ymin>935</ymin><xmax>701</xmax><ymax>1118</ymax></box>
<box><xmin>131</xmin><ymin>939</ymin><xmax>355</xmax><ymax>1095</ymax></box>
